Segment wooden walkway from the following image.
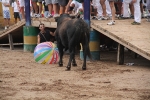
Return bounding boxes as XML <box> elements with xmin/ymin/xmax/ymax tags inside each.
<box><xmin>91</xmin><ymin>19</ymin><xmax>150</xmax><ymax>61</ymax></box>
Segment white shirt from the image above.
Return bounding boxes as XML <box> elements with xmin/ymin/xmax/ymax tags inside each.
<box><xmin>12</xmin><ymin>2</ymin><xmax>19</xmax><ymax>12</ymax></box>
<box><xmin>2</xmin><ymin>0</ymin><xmax>10</xmax><ymax>11</ymax></box>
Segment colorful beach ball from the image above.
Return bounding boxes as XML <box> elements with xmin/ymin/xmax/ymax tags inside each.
<box><xmin>34</xmin><ymin>42</ymin><xmax>59</xmax><ymax>64</ymax></box>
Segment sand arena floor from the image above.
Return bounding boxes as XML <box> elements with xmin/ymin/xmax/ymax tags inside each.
<box><xmin>0</xmin><ymin>48</ymin><xmax>150</xmax><ymax>100</ymax></box>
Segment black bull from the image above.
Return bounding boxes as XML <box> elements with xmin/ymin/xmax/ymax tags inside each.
<box><xmin>55</xmin><ymin>14</ymin><xmax>91</xmax><ymax>71</ymax></box>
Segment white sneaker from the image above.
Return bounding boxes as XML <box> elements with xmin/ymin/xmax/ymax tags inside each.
<box><xmin>34</xmin><ymin>14</ymin><xmax>41</xmax><ymax>18</ymax></box>
<box><xmin>98</xmin><ymin>16</ymin><xmax>108</xmax><ymax>20</ymax></box>
<box><xmin>53</xmin><ymin>14</ymin><xmax>60</xmax><ymax>18</ymax></box>
<box><xmin>36</xmin><ymin>14</ymin><xmax>41</xmax><ymax>18</ymax></box>
<box><xmin>48</xmin><ymin>14</ymin><xmax>53</xmax><ymax>18</ymax></box>
<box><xmin>107</xmin><ymin>21</ymin><xmax>115</xmax><ymax>25</ymax></box>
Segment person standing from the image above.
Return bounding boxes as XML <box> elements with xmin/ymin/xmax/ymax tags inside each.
<box><xmin>12</xmin><ymin>0</ymin><xmax>21</xmax><ymax>23</ymax></box>
<box><xmin>123</xmin><ymin>0</ymin><xmax>141</xmax><ymax>25</ymax></box>
<box><xmin>18</xmin><ymin>0</ymin><xmax>25</xmax><ymax>19</ymax></box>
<box><xmin>2</xmin><ymin>0</ymin><xmax>10</xmax><ymax>29</ymax></box>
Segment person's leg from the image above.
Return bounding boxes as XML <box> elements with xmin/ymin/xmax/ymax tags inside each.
<box><xmin>20</xmin><ymin>7</ymin><xmax>25</xmax><ymax>19</ymax></box>
<box><xmin>100</xmin><ymin>0</ymin><xmax>107</xmax><ymax>17</ymax></box>
<box><xmin>59</xmin><ymin>5</ymin><xmax>65</xmax><ymax>14</ymax></box>
<box><xmin>140</xmin><ymin>0</ymin><xmax>144</xmax><ymax>17</ymax></box>
<box><xmin>53</xmin><ymin>4</ymin><xmax>59</xmax><ymax>15</ymax></box>
<box><xmin>32</xmin><ymin>1</ymin><xmax>38</xmax><ymax>14</ymax></box>
<box><xmin>109</xmin><ymin>1</ymin><xmax>115</xmax><ymax>21</ymax></box>
<box><xmin>123</xmin><ymin>0</ymin><xmax>131</xmax><ymax>17</ymax></box>
<box><xmin>107</xmin><ymin>1</ymin><xmax>115</xmax><ymax>25</ymax></box>
<box><xmin>105</xmin><ymin>0</ymin><xmax>111</xmax><ymax>16</ymax></box>
<box><xmin>4</xmin><ymin>18</ymin><xmax>7</xmax><ymax>29</ymax></box>
<box><xmin>58</xmin><ymin>0</ymin><xmax>69</xmax><ymax>14</ymax></box>
<box><xmin>38</xmin><ymin>1</ymin><xmax>42</xmax><ymax>14</ymax></box>
<box><xmin>15</xmin><ymin>18</ymin><xmax>17</xmax><ymax>24</ymax></box>
<box><xmin>52</xmin><ymin>0</ymin><xmax>59</xmax><ymax>17</ymax></box>
<box><xmin>20</xmin><ymin>0</ymin><xmax>25</xmax><ymax>19</ymax></box>
<box><xmin>133</xmin><ymin>0</ymin><xmax>141</xmax><ymax>23</ymax></box>
<box><xmin>48</xmin><ymin>4</ymin><xmax>53</xmax><ymax>15</ymax></box>
<box><xmin>97</xmin><ymin>0</ymin><xmax>103</xmax><ymax>18</ymax></box>
<box><xmin>129</xmin><ymin>3</ymin><xmax>134</xmax><ymax>17</ymax></box>
<box><xmin>6</xmin><ymin>18</ymin><xmax>10</xmax><ymax>28</ymax></box>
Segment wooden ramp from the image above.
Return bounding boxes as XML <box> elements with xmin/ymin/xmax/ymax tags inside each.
<box><xmin>91</xmin><ymin>19</ymin><xmax>150</xmax><ymax>61</ymax></box>
<box><xmin>0</xmin><ymin>19</ymin><xmax>25</xmax><ymax>39</ymax></box>
<box><xmin>0</xmin><ymin>20</ymin><xmax>25</xmax><ymax>49</ymax></box>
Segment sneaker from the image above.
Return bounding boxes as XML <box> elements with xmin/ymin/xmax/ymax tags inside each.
<box><xmin>33</xmin><ymin>13</ymin><xmax>41</xmax><ymax>18</ymax></box>
<box><xmin>36</xmin><ymin>14</ymin><xmax>41</xmax><ymax>18</ymax></box>
<box><xmin>98</xmin><ymin>16</ymin><xmax>108</xmax><ymax>20</ymax></box>
<box><xmin>48</xmin><ymin>14</ymin><xmax>53</xmax><ymax>18</ymax></box>
<box><xmin>91</xmin><ymin>16</ymin><xmax>98</xmax><ymax>20</ymax></box>
<box><xmin>33</xmin><ymin>13</ymin><xmax>38</xmax><ymax>18</ymax></box>
<box><xmin>107</xmin><ymin>21</ymin><xmax>115</xmax><ymax>25</ymax></box>
<box><xmin>130</xmin><ymin>15</ymin><xmax>134</xmax><ymax>19</ymax></box>
<box><xmin>131</xmin><ymin>21</ymin><xmax>141</xmax><ymax>25</ymax></box>
<box><xmin>118</xmin><ymin>15</ymin><xmax>130</xmax><ymax>20</ymax></box>
<box><xmin>53</xmin><ymin>14</ymin><xmax>60</xmax><ymax>18</ymax></box>
<box><xmin>146</xmin><ymin>16</ymin><xmax>150</xmax><ymax>22</ymax></box>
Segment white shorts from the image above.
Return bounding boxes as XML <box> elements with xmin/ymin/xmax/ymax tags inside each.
<box><xmin>19</xmin><ymin>0</ymin><xmax>25</xmax><ymax>7</ymax></box>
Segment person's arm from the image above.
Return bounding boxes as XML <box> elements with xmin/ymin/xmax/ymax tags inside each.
<box><xmin>65</xmin><ymin>0</ymin><xmax>73</xmax><ymax>13</ymax></box>
<box><xmin>37</xmin><ymin>35</ymin><xmax>40</xmax><ymax>44</ymax></box>
<box><xmin>50</xmin><ymin>31</ymin><xmax>55</xmax><ymax>36</ymax></box>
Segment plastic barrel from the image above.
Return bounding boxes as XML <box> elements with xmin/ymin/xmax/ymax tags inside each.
<box><xmin>80</xmin><ymin>29</ymin><xmax>100</xmax><ymax>60</ymax></box>
<box><xmin>23</xmin><ymin>26</ymin><xmax>39</xmax><ymax>52</ymax></box>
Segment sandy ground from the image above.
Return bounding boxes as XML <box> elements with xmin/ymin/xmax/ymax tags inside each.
<box><xmin>0</xmin><ymin>48</ymin><xmax>150</xmax><ymax>100</ymax></box>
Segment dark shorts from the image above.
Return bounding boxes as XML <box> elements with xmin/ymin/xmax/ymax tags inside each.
<box><xmin>80</xmin><ymin>0</ymin><xmax>84</xmax><ymax>3</ymax></box>
<box><xmin>108</xmin><ymin>0</ymin><xmax>116</xmax><ymax>1</ymax></box>
<box><xmin>79</xmin><ymin>0</ymin><xmax>92</xmax><ymax>3</ymax></box>
<box><xmin>32</xmin><ymin>0</ymin><xmax>42</xmax><ymax>2</ymax></box>
<box><xmin>14</xmin><ymin>12</ymin><xmax>20</xmax><ymax>19</ymax></box>
<box><xmin>58</xmin><ymin>0</ymin><xmax>69</xmax><ymax>6</ymax></box>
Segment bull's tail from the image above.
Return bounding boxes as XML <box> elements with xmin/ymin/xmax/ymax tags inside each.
<box><xmin>85</xmin><ymin>31</ymin><xmax>92</xmax><ymax>59</ymax></box>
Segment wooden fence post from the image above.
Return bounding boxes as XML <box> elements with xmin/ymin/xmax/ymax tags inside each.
<box><xmin>8</xmin><ymin>33</ymin><xmax>14</xmax><ymax>50</ymax></box>
<box><xmin>117</xmin><ymin>44</ymin><xmax>124</xmax><ymax>65</ymax></box>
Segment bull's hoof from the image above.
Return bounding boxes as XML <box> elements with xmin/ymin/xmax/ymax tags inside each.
<box><xmin>72</xmin><ymin>63</ymin><xmax>77</xmax><ymax>66</ymax></box>
<box><xmin>59</xmin><ymin>63</ymin><xmax>63</xmax><ymax>67</ymax></box>
<box><xmin>82</xmin><ymin>67</ymin><xmax>86</xmax><ymax>70</ymax></box>
<box><xmin>65</xmin><ymin>68</ymin><xmax>71</xmax><ymax>71</ymax></box>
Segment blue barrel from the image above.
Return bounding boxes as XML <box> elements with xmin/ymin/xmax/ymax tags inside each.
<box><xmin>80</xmin><ymin>29</ymin><xmax>100</xmax><ymax>60</ymax></box>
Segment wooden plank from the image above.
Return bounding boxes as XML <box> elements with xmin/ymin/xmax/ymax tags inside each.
<box><xmin>0</xmin><ymin>43</ymin><xmax>23</xmax><ymax>46</ymax></box>
<box><xmin>8</xmin><ymin>34</ymin><xmax>14</xmax><ymax>50</ymax></box>
<box><xmin>0</xmin><ymin>20</ymin><xmax>25</xmax><ymax>39</ymax></box>
<box><xmin>31</xmin><ymin>20</ymin><xmax>57</xmax><ymax>28</ymax></box>
<box><xmin>117</xmin><ymin>44</ymin><xmax>124</xmax><ymax>65</ymax></box>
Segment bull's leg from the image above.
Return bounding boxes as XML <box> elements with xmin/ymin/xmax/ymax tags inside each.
<box><xmin>57</xmin><ymin>41</ymin><xmax>64</xmax><ymax>67</ymax></box>
<box><xmin>72</xmin><ymin>48</ymin><xmax>77</xmax><ymax>66</ymax></box>
<box><xmin>66</xmin><ymin>47</ymin><xmax>75</xmax><ymax>71</ymax></box>
<box><xmin>72</xmin><ymin>58</ymin><xmax>77</xmax><ymax>66</ymax></box>
<box><xmin>82</xmin><ymin>44</ymin><xmax>86</xmax><ymax>70</ymax></box>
